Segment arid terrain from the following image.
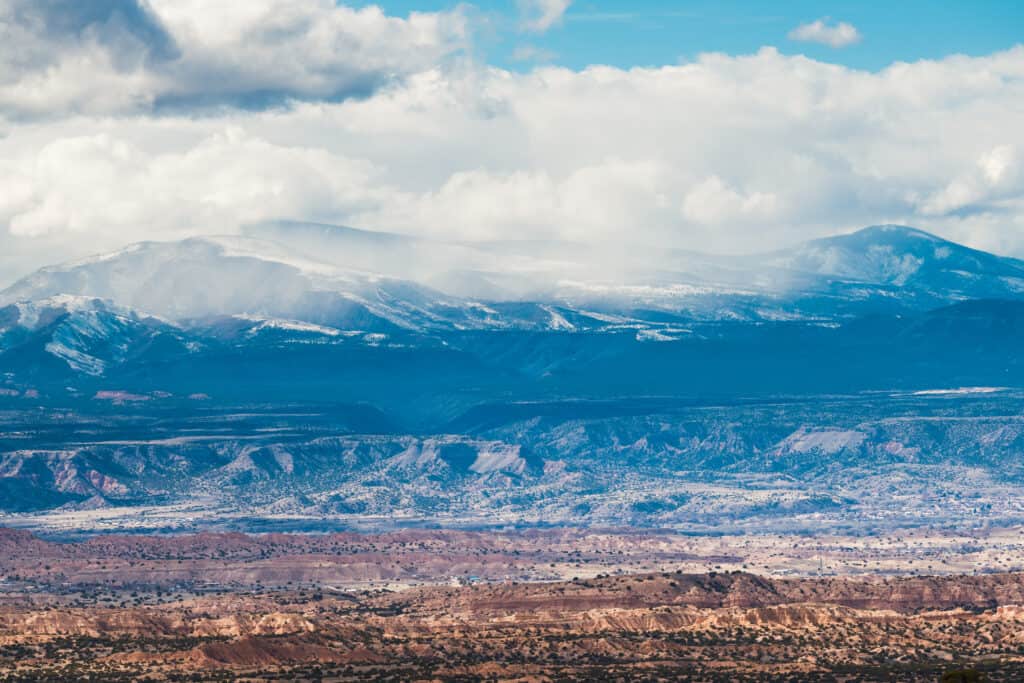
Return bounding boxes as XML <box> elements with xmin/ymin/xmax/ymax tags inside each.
<box><xmin>1</xmin><ymin>528</ymin><xmax>1023</xmax><ymax>681</ymax></box>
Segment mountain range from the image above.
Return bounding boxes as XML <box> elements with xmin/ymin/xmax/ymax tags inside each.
<box><xmin>8</xmin><ymin>223</ymin><xmax>1024</xmax><ymax>327</ymax></box>
<box><xmin>3</xmin><ymin>223</ymin><xmax>1024</xmax><ymax>524</ymax></box>
<box><xmin>2</xmin><ymin>224</ymin><xmax>1024</xmax><ymax>421</ymax></box>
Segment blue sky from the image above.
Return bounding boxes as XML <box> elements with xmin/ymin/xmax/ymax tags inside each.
<box><xmin>372</xmin><ymin>0</ymin><xmax>1024</xmax><ymax>70</ymax></box>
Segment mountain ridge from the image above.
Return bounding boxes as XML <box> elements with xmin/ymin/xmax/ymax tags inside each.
<box><xmin>4</xmin><ymin>224</ymin><xmax>1022</xmax><ymax>325</ymax></box>
<box><xmin>3</xmin><ymin>224</ymin><xmax>1024</xmax><ymax>409</ymax></box>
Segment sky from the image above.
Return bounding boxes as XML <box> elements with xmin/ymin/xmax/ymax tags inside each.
<box><xmin>376</xmin><ymin>0</ymin><xmax>1024</xmax><ymax>71</ymax></box>
<box><xmin>0</xmin><ymin>0</ymin><xmax>1023</xmax><ymax>285</ymax></box>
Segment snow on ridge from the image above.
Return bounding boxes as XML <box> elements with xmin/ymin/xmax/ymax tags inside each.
<box><xmin>13</xmin><ymin>302</ymin><xmax>41</xmax><ymax>328</ymax></box>
<box><xmin>913</xmin><ymin>387</ymin><xmax>1006</xmax><ymax>396</ymax></box>
<box><xmin>464</xmin><ymin>301</ymin><xmax>500</xmax><ymax>315</ymax></box>
<box><xmin>556</xmin><ymin>279</ymin><xmax>757</xmax><ymax>298</ymax></box>
<box><xmin>44</xmin><ymin>342</ymin><xmax>107</xmax><ymax>376</ymax></box>
<box><xmin>754</xmin><ymin>308</ymin><xmax>813</xmax><ymax>321</ymax></box>
<box><xmin>874</xmin><ymin>224</ymin><xmax>942</xmax><ymax>241</ymax></box>
<box><xmin>635</xmin><ymin>328</ymin><xmax>690</xmax><ymax>343</ymax></box>
<box><xmin>36</xmin><ymin>294</ymin><xmax>108</xmax><ymax>309</ymax></box>
<box><xmin>573</xmin><ymin>309</ymin><xmax>637</xmax><ymax>324</ymax></box>
<box><xmin>234</xmin><ymin>315</ymin><xmax>342</xmax><ymax>337</ymax></box>
<box><xmin>541</xmin><ymin>305</ymin><xmax>576</xmax><ymax>331</ymax></box>
<box><xmin>9</xmin><ymin>294</ymin><xmax>176</xmax><ymax>329</ymax></box>
<box><xmin>53</xmin><ymin>243</ymin><xmax>146</xmax><ymax>270</ymax></box>
<box><xmin>204</xmin><ymin>235</ymin><xmax>412</xmax><ymax>286</ymax></box>
<box><xmin>14</xmin><ymin>295</ymin><xmax>107</xmax><ymax>326</ymax></box>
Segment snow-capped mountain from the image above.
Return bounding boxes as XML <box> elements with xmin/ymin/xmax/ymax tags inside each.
<box><xmin>762</xmin><ymin>224</ymin><xmax>1024</xmax><ymax>297</ymax></box>
<box><xmin>6</xmin><ymin>225</ymin><xmax>1024</xmax><ymax>332</ymax></box>
<box><xmin>244</xmin><ymin>222</ymin><xmax>1024</xmax><ymax>318</ymax></box>
<box><xmin>3</xmin><ymin>223</ymin><xmax>1024</xmax><ymax>389</ymax></box>
<box><xmin>0</xmin><ymin>236</ymin><xmax>515</xmax><ymax>333</ymax></box>
<box><xmin>0</xmin><ymin>295</ymin><xmax>187</xmax><ymax>377</ymax></box>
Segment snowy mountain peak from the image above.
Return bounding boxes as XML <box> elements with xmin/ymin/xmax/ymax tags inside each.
<box><xmin>766</xmin><ymin>225</ymin><xmax>1024</xmax><ymax>292</ymax></box>
<box><xmin>0</xmin><ymin>235</ymin><xmax>513</xmax><ymax>334</ymax></box>
<box><xmin>840</xmin><ymin>224</ymin><xmax>943</xmax><ymax>243</ymax></box>
<box><xmin>3</xmin><ymin>223</ymin><xmax>1024</xmax><ymax>338</ymax></box>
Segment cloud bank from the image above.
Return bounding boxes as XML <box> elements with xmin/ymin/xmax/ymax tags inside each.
<box><xmin>0</xmin><ymin>2</ymin><xmax>1023</xmax><ymax>284</ymax></box>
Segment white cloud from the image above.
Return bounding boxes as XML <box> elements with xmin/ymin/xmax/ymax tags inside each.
<box><xmin>919</xmin><ymin>145</ymin><xmax>1022</xmax><ymax>217</ymax></box>
<box><xmin>387</xmin><ymin>159</ymin><xmax>676</xmax><ymax>242</ymax></box>
<box><xmin>681</xmin><ymin>176</ymin><xmax>780</xmax><ymax>225</ymax></box>
<box><xmin>518</xmin><ymin>0</ymin><xmax>572</xmax><ymax>33</ymax></box>
<box><xmin>1</xmin><ymin>128</ymin><xmax>392</xmax><ymax>241</ymax></box>
<box><xmin>2</xmin><ymin>42</ymin><xmax>1024</xmax><ymax>283</ymax></box>
<box><xmin>0</xmin><ymin>0</ymin><xmax>468</xmax><ymax>119</ymax></box>
<box><xmin>788</xmin><ymin>19</ymin><xmax>862</xmax><ymax>48</ymax></box>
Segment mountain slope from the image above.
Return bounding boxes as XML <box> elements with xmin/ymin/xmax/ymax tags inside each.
<box><xmin>763</xmin><ymin>224</ymin><xmax>1024</xmax><ymax>297</ymax></box>
<box><xmin>0</xmin><ymin>296</ymin><xmax>189</xmax><ymax>378</ymax></box>
<box><xmin>0</xmin><ymin>236</ymin><xmax>510</xmax><ymax>333</ymax></box>
<box><xmin>244</xmin><ymin>222</ymin><xmax>1024</xmax><ymax>318</ymax></box>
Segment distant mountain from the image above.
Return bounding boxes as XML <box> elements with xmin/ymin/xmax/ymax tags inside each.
<box><xmin>7</xmin><ymin>224</ymin><xmax>1024</xmax><ymax>330</ymax></box>
<box><xmin>2</xmin><ymin>224</ymin><xmax>1024</xmax><ymax>415</ymax></box>
<box><xmin>244</xmin><ymin>220</ymin><xmax>602</xmax><ymax>301</ymax></box>
<box><xmin>763</xmin><ymin>224</ymin><xmax>1024</xmax><ymax>298</ymax></box>
<box><xmin>242</xmin><ymin>222</ymin><xmax>1024</xmax><ymax>318</ymax></box>
<box><xmin>0</xmin><ymin>236</ymin><xmax>514</xmax><ymax>333</ymax></box>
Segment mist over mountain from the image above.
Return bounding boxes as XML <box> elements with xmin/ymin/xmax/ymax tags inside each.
<box><xmin>1</xmin><ymin>223</ymin><xmax>1023</xmax><ymax>420</ymax></box>
<box><xmin>8</xmin><ymin>222</ymin><xmax>1024</xmax><ymax>323</ymax></box>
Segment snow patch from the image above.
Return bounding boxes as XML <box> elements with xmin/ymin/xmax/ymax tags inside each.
<box><xmin>776</xmin><ymin>428</ymin><xmax>866</xmax><ymax>454</ymax></box>
<box><xmin>635</xmin><ymin>328</ymin><xmax>690</xmax><ymax>342</ymax></box>
<box><xmin>913</xmin><ymin>387</ymin><xmax>1006</xmax><ymax>396</ymax></box>
<box><xmin>541</xmin><ymin>305</ymin><xmax>575</xmax><ymax>331</ymax></box>
<box><xmin>235</xmin><ymin>315</ymin><xmax>341</xmax><ymax>337</ymax></box>
<box><xmin>46</xmin><ymin>342</ymin><xmax>106</xmax><ymax>376</ymax></box>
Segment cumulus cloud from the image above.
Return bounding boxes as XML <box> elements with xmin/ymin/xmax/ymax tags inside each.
<box><xmin>2</xmin><ymin>37</ymin><xmax>1024</xmax><ymax>282</ymax></box>
<box><xmin>0</xmin><ymin>128</ymin><xmax>392</xmax><ymax>240</ymax></box>
<box><xmin>681</xmin><ymin>177</ymin><xmax>780</xmax><ymax>225</ymax></box>
<box><xmin>919</xmin><ymin>145</ymin><xmax>1023</xmax><ymax>217</ymax></box>
<box><xmin>0</xmin><ymin>0</ymin><xmax>468</xmax><ymax>119</ymax></box>
<box><xmin>788</xmin><ymin>18</ymin><xmax>862</xmax><ymax>48</ymax></box>
<box><xmin>518</xmin><ymin>0</ymin><xmax>572</xmax><ymax>33</ymax></box>
<box><xmin>387</xmin><ymin>159</ymin><xmax>677</xmax><ymax>242</ymax></box>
